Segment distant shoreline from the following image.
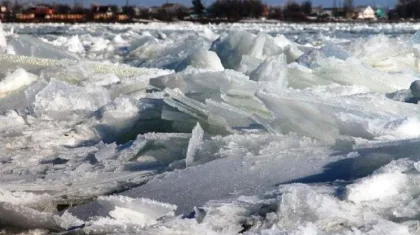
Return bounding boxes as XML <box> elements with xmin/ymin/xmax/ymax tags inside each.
<box><xmin>1</xmin><ymin>19</ymin><xmax>419</xmax><ymax>24</ymax></box>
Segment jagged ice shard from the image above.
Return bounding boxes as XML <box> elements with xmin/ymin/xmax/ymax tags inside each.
<box><xmin>2</xmin><ymin>22</ymin><xmax>420</xmax><ymax>234</ymax></box>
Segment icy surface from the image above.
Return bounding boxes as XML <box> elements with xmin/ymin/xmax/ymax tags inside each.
<box><xmin>2</xmin><ymin>22</ymin><xmax>420</xmax><ymax>234</ymax></box>
<box><xmin>0</xmin><ymin>22</ymin><xmax>6</xmax><ymax>53</ymax></box>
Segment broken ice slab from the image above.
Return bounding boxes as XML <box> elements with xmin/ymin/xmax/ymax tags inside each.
<box><xmin>8</xmin><ymin>34</ymin><xmax>80</xmax><ymax>60</ymax></box>
<box><xmin>297</xmin><ymin>43</ymin><xmax>350</xmax><ymax>68</ymax></box>
<box><xmin>186</xmin><ymin>50</ymin><xmax>224</xmax><ymax>71</ymax></box>
<box><xmin>314</xmin><ymin>57</ymin><xmax>414</xmax><ymax>93</ymax></box>
<box><xmin>349</xmin><ymin>34</ymin><xmax>411</xmax><ymax>67</ymax></box>
<box><xmin>211</xmin><ymin>31</ymin><xmax>303</xmax><ymax>71</ymax></box>
<box><xmin>0</xmin><ymin>22</ymin><xmax>6</xmax><ymax>52</ymax></box>
<box><xmin>287</xmin><ymin>63</ymin><xmax>332</xmax><ymax>89</ymax></box>
<box><xmin>411</xmin><ymin>31</ymin><xmax>420</xmax><ymax>45</ymax></box>
<box><xmin>210</xmin><ymin>31</ymin><xmax>264</xmax><ymax>70</ymax></box>
<box><xmin>129</xmin><ymin>35</ymin><xmax>210</xmax><ymax>71</ymax></box>
<box><xmin>256</xmin><ymin>89</ymin><xmax>339</xmax><ymax>144</ymax></box>
<box><xmin>0</xmin><ymin>202</ymin><xmax>77</xmax><ymax>232</ymax></box>
<box><xmin>31</xmin><ymin>80</ymin><xmax>111</xmax><ymax>120</ymax></box>
<box><xmin>93</xmin><ymin>196</ymin><xmax>176</xmax><ymax>226</ymax></box>
<box><xmin>206</xmin><ymin>99</ymin><xmax>259</xmax><ymax>130</ymax></box>
<box><xmin>321</xmin><ymin>43</ymin><xmax>351</xmax><ymax>60</ymax></box>
<box><xmin>186</xmin><ymin>123</ymin><xmax>204</xmax><ymax>167</ymax></box>
<box><xmin>0</xmin><ymin>53</ymin><xmax>174</xmax><ymax>78</ymax></box>
<box><xmin>163</xmin><ymin>88</ymin><xmax>209</xmax><ymax>121</ymax></box>
<box><xmin>250</xmin><ymin>55</ymin><xmax>288</xmax><ymax>89</ymax></box>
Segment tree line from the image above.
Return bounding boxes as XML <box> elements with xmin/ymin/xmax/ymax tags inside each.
<box><xmin>7</xmin><ymin>0</ymin><xmax>420</xmax><ymax>22</ymax></box>
<box><xmin>390</xmin><ymin>0</ymin><xmax>420</xmax><ymax>19</ymax></box>
<box><xmin>193</xmin><ymin>0</ymin><xmax>316</xmax><ymax>22</ymax></box>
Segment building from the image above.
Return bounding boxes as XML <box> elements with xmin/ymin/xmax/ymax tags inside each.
<box><xmin>91</xmin><ymin>5</ymin><xmax>114</xmax><ymax>21</ymax></box>
<box><xmin>26</xmin><ymin>6</ymin><xmax>54</xmax><ymax>19</ymax></box>
<box><xmin>355</xmin><ymin>6</ymin><xmax>377</xmax><ymax>20</ymax></box>
<box><xmin>375</xmin><ymin>8</ymin><xmax>387</xmax><ymax>19</ymax></box>
<box><xmin>0</xmin><ymin>5</ymin><xmax>6</xmax><ymax>20</ymax></box>
<box><xmin>320</xmin><ymin>8</ymin><xmax>335</xmax><ymax>18</ymax></box>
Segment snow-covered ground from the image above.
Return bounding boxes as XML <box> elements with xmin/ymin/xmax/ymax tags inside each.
<box><xmin>2</xmin><ymin>22</ymin><xmax>420</xmax><ymax>234</ymax></box>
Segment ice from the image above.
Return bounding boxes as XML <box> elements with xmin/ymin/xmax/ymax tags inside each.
<box><xmin>0</xmin><ymin>201</ymin><xmax>82</xmax><ymax>232</ymax></box>
<box><xmin>411</xmin><ymin>30</ymin><xmax>420</xmax><ymax>45</ymax></box>
<box><xmin>346</xmin><ymin>171</ymin><xmax>408</xmax><ymax>203</ymax></box>
<box><xmin>250</xmin><ymin>54</ymin><xmax>288</xmax><ymax>89</ymax></box>
<box><xmin>186</xmin><ymin>123</ymin><xmax>204</xmax><ymax>167</ymax></box>
<box><xmin>32</xmin><ymin>80</ymin><xmax>110</xmax><ymax>120</ymax></box>
<box><xmin>320</xmin><ymin>43</ymin><xmax>350</xmax><ymax>60</ymax></box>
<box><xmin>314</xmin><ymin>57</ymin><xmax>414</xmax><ymax>93</ymax></box>
<box><xmin>129</xmin><ymin>35</ymin><xmax>210</xmax><ymax>71</ymax></box>
<box><xmin>211</xmin><ymin>31</ymin><xmax>267</xmax><ymax>70</ymax></box>
<box><xmin>8</xmin><ymin>35</ymin><xmax>80</xmax><ymax>60</ymax></box>
<box><xmin>83</xmin><ymin>73</ymin><xmax>120</xmax><ymax>87</ymax></box>
<box><xmin>0</xmin><ymin>68</ymin><xmax>38</xmax><ymax>97</ymax></box>
<box><xmin>298</xmin><ymin>43</ymin><xmax>350</xmax><ymax>69</ymax></box>
<box><xmin>89</xmin><ymin>196</ymin><xmax>176</xmax><ymax>227</ymax></box>
<box><xmin>0</xmin><ymin>22</ymin><xmax>6</xmax><ymax>53</ymax></box>
<box><xmin>4</xmin><ymin>22</ymin><xmax>420</xmax><ymax>233</ymax></box>
<box><xmin>349</xmin><ymin>34</ymin><xmax>411</xmax><ymax>69</ymax></box>
<box><xmin>256</xmin><ymin>89</ymin><xmax>339</xmax><ymax>144</ymax></box>
<box><xmin>186</xmin><ymin>50</ymin><xmax>224</xmax><ymax>71</ymax></box>
<box><xmin>63</xmin><ymin>35</ymin><xmax>85</xmax><ymax>54</ymax></box>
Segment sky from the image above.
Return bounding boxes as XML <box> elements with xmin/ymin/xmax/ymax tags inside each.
<box><xmin>55</xmin><ymin>0</ymin><xmax>398</xmax><ymax>8</ymax></box>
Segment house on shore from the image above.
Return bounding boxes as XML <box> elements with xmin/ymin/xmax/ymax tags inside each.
<box><xmin>91</xmin><ymin>5</ymin><xmax>113</xmax><ymax>21</ymax></box>
<box><xmin>0</xmin><ymin>5</ymin><xmax>7</xmax><ymax>20</ymax></box>
<box><xmin>355</xmin><ymin>6</ymin><xmax>377</xmax><ymax>20</ymax></box>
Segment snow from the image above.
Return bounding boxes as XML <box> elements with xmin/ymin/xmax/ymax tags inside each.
<box><xmin>2</xmin><ymin>22</ymin><xmax>420</xmax><ymax>234</ymax></box>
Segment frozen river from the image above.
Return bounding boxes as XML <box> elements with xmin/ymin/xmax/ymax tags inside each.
<box><xmin>1</xmin><ymin>22</ymin><xmax>420</xmax><ymax>234</ymax></box>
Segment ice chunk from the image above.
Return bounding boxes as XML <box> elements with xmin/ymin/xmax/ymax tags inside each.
<box><xmin>186</xmin><ymin>123</ymin><xmax>204</xmax><ymax>167</ymax></box>
<box><xmin>206</xmin><ymin>99</ymin><xmax>259</xmax><ymax>133</ymax></box>
<box><xmin>0</xmin><ymin>21</ymin><xmax>6</xmax><ymax>53</ymax></box>
<box><xmin>0</xmin><ymin>202</ymin><xmax>80</xmax><ymax>231</ymax></box>
<box><xmin>346</xmin><ymin>172</ymin><xmax>408</xmax><ymax>203</ymax></box>
<box><xmin>412</xmin><ymin>30</ymin><xmax>420</xmax><ymax>45</ymax></box>
<box><xmin>380</xmin><ymin>117</ymin><xmax>420</xmax><ymax>139</ymax></box>
<box><xmin>32</xmin><ymin>80</ymin><xmax>110</xmax><ymax>119</ymax></box>
<box><xmin>163</xmin><ymin>88</ymin><xmax>209</xmax><ymax>121</ymax></box>
<box><xmin>0</xmin><ymin>68</ymin><xmax>38</xmax><ymax>97</ymax></box>
<box><xmin>92</xmin><ymin>196</ymin><xmax>177</xmax><ymax>227</ymax></box>
<box><xmin>250</xmin><ymin>55</ymin><xmax>288</xmax><ymax>89</ymax></box>
<box><xmin>95</xmin><ymin>96</ymin><xmax>143</xmax><ymax>143</ymax></box>
<box><xmin>90</xmin><ymin>37</ymin><xmax>111</xmax><ymax>52</ymax></box>
<box><xmin>256</xmin><ymin>89</ymin><xmax>339</xmax><ymax>144</ymax></box>
<box><xmin>270</xmin><ymin>34</ymin><xmax>304</xmax><ymax>62</ymax></box>
<box><xmin>297</xmin><ymin>43</ymin><xmax>350</xmax><ymax>68</ymax></box>
<box><xmin>237</xmin><ymin>55</ymin><xmax>264</xmax><ymax>74</ymax></box>
<box><xmin>210</xmin><ymin>31</ymin><xmax>265</xmax><ymax>69</ymax></box>
<box><xmin>130</xmin><ymin>36</ymin><xmax>210</xmax><ymax>71</ymax></box>
<box><xmin>287</xmin><ymin>63</ymin><xmax>331</xmax><ymax>89</ymax></box>
<box><xmin>64</xmin><ymin>35</ymin><xmax>85</xmax><ymax>54</ymax></box>
<box><xmin>113</xmin><ymin>34</ymin><xmax>126</xmax><ymax>45</ymax></box>
<box><xmin>315</xmin><ymin>57</ymin><xmax>413</xmax><ymax>93</ymax></box>
<box><xmin>320</xmin><ymin>43</ymin><xmax>350</xmax><ymax>60</ymax></box>
<box><xmin>83</xmin><ymin>73</ymin><xmax>120</xmax><ymax>87</ymax></box>
<box><xmin>349</xmin><ymin>34</ymin><xmax>410</xmax><ymax>67</ymax></box>
<box><xmin>8</xmin><ymin>35</ymin><xmax>80</xmax><ymax>60</ymax></box>
<box><xmin>187</xmin><ymin>50</ymin><xmax>224</xmax><ymax>71</ymax></box>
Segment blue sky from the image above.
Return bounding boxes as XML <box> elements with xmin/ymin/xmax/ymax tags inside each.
<box><xmin>58</xmin><ymin>0</ymin><xmax>397</xmax><ymax>8</ymax></box>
